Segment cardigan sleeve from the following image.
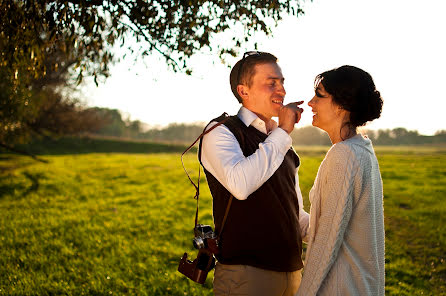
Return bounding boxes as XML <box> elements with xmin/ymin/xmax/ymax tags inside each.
<box><xmin>295</xmin><ymin>173</ymin><xmax>310</xmax><ymax>241</ymax></box>
<box><xmin>297</xmin><ymin>144</ymin><xmax>359</xmax><ymax>296</ymax></box>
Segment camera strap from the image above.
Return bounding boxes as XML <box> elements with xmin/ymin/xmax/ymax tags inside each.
<box><xmin>181</xmin><ymin>114</ymin><xmax>233</xmax><ymax>235</ymax></box>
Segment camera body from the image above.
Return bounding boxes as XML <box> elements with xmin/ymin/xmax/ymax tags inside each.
<box><xmin>178</xmin><ymin>224</ymin><xmax>219</xmax><ymax>284</ymax></box>
<box><xmin>192</xmin><ymin>224</ymin><xmax>220</xmax><ymax>255</ymax></box>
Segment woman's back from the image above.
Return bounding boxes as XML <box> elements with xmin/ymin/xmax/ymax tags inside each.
<box><xmin>299</xmin><ymin>135</ymin><xmax>385</xmax><ymax>296</ymax></box>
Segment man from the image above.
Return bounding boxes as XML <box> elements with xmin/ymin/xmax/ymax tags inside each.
<box><xmin>198</xmin><ymin>51</ymin><xmax>309</xmax><ymax>296</ymax></box>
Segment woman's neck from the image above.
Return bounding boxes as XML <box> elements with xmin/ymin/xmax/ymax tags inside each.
<box><xmin>328</xmin><ymin>124</ymin><xmax>357</xmax><ymax>144</ymax></box>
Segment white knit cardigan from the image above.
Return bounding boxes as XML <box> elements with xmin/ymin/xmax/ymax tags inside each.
<box><xmin>296</xmin><ymin>135</ymin><xmax>385</xmax><ymax>296</ymax></box>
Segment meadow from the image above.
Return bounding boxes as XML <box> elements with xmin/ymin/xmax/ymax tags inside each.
<box><xmin>0</xmin><ymin>140</ymin><xmax>445</xmax><ymax>295</ymax></box>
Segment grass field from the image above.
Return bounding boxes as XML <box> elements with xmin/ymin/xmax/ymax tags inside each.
<box><xmin>0</xmin><ymin>142</ymin><xmax>445</xmax><ymax>295</ymax></box>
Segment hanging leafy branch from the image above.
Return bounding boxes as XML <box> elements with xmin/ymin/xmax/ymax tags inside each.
<box><xmin>0</xmin><ymin>0</ymin><xmax>308</xmax><ymax>152</ymax></box>
<box><xmin>1</xmin><ymin>0</ymin><xmax>307</xmax><ymax>81</ymax></box>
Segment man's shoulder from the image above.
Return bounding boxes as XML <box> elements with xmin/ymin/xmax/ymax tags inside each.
<box><xmin>206</xmin><ymin>113</ymin><xmax>242</xmax><ymax>132</ymax></box>
<box><xmin>211</xmin><ymin>112</ymin><xmax>231</xmax><ymax>123</ymax></box>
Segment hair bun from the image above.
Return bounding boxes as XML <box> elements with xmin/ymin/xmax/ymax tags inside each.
<box><xmin>350</xmin><ymin>88</ymin><xmax>383</xmax><ymax>126</ymax></box>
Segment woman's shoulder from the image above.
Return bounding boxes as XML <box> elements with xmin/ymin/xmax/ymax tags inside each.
<box><xmin>327</xmin><ymin>140</ymin><xmax>355</xmax><ymax>160</ymax></box>
<box><xmin>325</xmin><ymin>135</ymin><xmax>370</xmax><ymax>168</ymax></box>
<box><xmin>332</xmin><ymin>135</ymin><xmax>372</xmax><ymax>155</ymax></box>
<box><xmin>328</xmin><ymin>135</ymin><xmax>378</xmax><ymax>173</ymax></box>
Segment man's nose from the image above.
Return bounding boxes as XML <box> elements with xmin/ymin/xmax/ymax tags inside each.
<box><xmin>277</xmin><ymin>83</ymin><xmax>286</xmax><ymax>95</ymax></box>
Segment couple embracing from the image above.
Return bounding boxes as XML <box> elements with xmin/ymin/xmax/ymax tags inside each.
<box><xmin>198</xmin><ymin>52</ymin><xmax>385</xmax><ymax>296</ymax></box>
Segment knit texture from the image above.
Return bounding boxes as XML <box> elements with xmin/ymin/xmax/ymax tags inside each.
<box><xmin>296</xmin><ymin>135</ymin><xmax>385</xmax><ymax>296</ymax></box>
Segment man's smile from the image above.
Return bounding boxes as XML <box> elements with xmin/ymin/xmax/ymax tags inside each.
<box><xmin>272</xmin><ymin>98</ymin><xmax>284</xmax><ymax>106</ymax></box>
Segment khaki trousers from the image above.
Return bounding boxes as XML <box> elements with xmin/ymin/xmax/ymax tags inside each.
<box><xmin>213</xmin><ymin>263</ymin><xmax>302</xmax><ymax>296</ymax></box>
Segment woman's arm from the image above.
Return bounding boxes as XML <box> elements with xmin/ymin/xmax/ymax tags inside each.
<box><xmin>297</xmin><ymin>144</ymin><xmax>359</xmax><ymax>295</ymax></box>
<box><xmin>295</xmin><ymin>173</ymin><xmax>310</xmax><ymax>241</ymax></box>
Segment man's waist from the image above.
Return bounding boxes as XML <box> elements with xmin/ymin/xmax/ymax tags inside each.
<box><xmin>216</xmin><ymin>247</ymin><xmax>303</xmax><ymax>272</ymax></box>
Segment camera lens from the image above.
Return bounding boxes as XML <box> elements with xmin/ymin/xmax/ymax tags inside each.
<box><xmin>193</xmin><ymin>237</ymin><xmax>205</xmax><ymax>249</ymax></box>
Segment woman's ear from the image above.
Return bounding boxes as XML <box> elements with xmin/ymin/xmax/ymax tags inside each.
<box><xmin>338</xmin><ymin>108</ymin><xmax>351</xmax><ymax>123</ymax></box>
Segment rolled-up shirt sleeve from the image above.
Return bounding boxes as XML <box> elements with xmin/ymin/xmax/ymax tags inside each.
<box><xmin>201</xmin><ymin>121</ymin><xmax>292</xmax><ymax>200</ymax></box>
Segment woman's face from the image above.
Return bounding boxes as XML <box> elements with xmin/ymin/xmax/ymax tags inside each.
<box><xmin>308</xmin><ymin>81</ymin><xmax>344</xmax><ymax>132</ymax></box>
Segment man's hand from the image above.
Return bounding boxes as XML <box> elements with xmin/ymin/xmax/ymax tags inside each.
<box><xmin>278</xmin><ymin>101</ymin><xmax>304</xmax><ymax>134</ymax></box>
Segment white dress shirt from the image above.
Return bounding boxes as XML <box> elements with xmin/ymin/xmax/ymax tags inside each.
<box><xmin>201</xmin><ymin>107</ymin><xmax>309</xmax><ymax>239</ymax></box>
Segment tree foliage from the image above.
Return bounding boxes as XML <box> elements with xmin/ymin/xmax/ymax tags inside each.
<box><xmin>0</xmin><ymin>33</ymin><xmax>107</xmax><ymax>150</ymax></box>
<box><xmin>2</xmin><ymin>0</ymin><xmax>306</xmax><ymax>82</ymax></box>
<box><xmin>1</xmin><ymin>0</ymin><xmax>307</xmax><ymax>152</ymax></box>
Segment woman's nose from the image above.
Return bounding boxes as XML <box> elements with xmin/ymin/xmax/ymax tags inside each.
<box><xmin>308</xmin><ymin>97</ymin><xmax>314</xmax><ymax>107</ymax></box>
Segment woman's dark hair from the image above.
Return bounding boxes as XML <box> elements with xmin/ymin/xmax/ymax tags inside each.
<box><xmin>315</xmin><ymin>65</ymin><xmax>383</xmax><ymax>128</ymax></box>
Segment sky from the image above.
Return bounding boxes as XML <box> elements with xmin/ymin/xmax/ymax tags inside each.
<box><xmin>82</xmin><ymin>0</ymin><xmax>446</xmax><ymax>136</ymax></box>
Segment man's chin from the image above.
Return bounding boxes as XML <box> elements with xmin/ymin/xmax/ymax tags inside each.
<box><xmin>272</xmin><ymin>106</ymin><xmax>280</xmax><ymax>112</ymax></box>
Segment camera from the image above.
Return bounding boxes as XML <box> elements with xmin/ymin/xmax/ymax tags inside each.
<box><xmin>178</xmin><ymin>224</ymin><xmax>219</xmax><ymax>284</ymax></box>
<box><xmin>178</xmin><ymin>248</ymin><xmax>215</xmax><ymax>284</ymax></box>
<box><xmin>192</xmin><ymin>224</ymin><xmax>220</xmax><ymax>254</ymax></box>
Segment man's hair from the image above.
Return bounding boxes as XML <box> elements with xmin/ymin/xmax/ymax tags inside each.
<box><xmin>229</xmin><ymin>52</ymin><xmax>278</xmax><ymax>103</ymax></box>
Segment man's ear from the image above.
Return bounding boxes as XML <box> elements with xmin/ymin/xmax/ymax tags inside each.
<box><xmin>237</xmin><ymin>84</ymin><xmax>249</xmax><ymax>101</ymax></box>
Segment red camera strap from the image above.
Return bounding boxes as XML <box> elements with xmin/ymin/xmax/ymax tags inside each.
<box><xmin>181</xmin><ymin>114</ymin><xmax>233</xmax><ymax>237</ymax></box>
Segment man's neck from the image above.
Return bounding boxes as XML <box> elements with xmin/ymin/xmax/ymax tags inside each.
<box><xmin>241</xmin><ymin>106</ymin><xmax>275</xmax><ymax>133</ymax></box>
<box><xmin>254</xmin><ymin>112</ymin><xmax>275</xmax><ymax>133</ymax></box>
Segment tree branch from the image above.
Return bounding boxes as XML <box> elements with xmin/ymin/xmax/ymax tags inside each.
<box><xmin>66</xmin><ymin>0</ymin><xmax>103</xmax><ymax>6</ymax></box>
<box><xmin>115</xmin><ymin>6</ymin><xmax>182</xmax><ymax>71</ymax></box>
<box><xmin>0</xmin><ymin>142</ymin><xmax>49</xmax><ymax>163</ymax></box>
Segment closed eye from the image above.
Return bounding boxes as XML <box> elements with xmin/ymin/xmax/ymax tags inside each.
<box><xmin>267</xmin><ymin>77</ymin><xmax>284</xmax><ymax>87</ymax></box>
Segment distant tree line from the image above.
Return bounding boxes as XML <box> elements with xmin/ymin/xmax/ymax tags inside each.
<box><xmin>365</xmin><ymin>128</ymin><xmax>446</xmax><ymax>145</ymax></box>
<box><xmin>89</xmin><ymin>107</ymin><xmax>446</xmax><ymax>146</ymax></box>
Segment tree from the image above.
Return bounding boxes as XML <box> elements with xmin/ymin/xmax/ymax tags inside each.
<box><xmin>290</xmin><ymin>125</ymin><xmax>331</xmax><ymax>146</ymax></box>
<box><xmin>0</xmin><ymin>47</ymin><xmax>107</xmax><ymax>158</ymax></box>
<box><xmin>2</xmin><ymin>0</ymin><xmax>307</xmax><ymax>82</ymax></box>
<box><xmin>89</xmin><ymin>108</ymin><xmax>127</xmax><ymax>137</ymax></box>
<box><xmin>1</xmin><ymin>0</ymin><xmax>307</xmax><ymax>152</ymax></box>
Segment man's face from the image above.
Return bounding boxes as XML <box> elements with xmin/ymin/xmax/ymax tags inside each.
<box><xmin>240</xmin><ymin>63</ymin><xmax>286</xmax><ymax>122</ymax></box>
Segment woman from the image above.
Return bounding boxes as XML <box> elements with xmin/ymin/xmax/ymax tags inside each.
<box><xmin>296</xmin><ymin>65</ymin><xmax>385</xmax><ymax>296</ymax></box>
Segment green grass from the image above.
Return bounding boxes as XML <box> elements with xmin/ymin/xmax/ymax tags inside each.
<box><xmin>0</xmin><ymin>145</ymin><xmax>445</xmax><ymax>295</ymax></box>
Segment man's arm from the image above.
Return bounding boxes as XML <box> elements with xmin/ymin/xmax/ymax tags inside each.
<box><xmin>201</xmin><ymin>122</ymin><xmax>292</xmax><ymax>200</ymax></box>
<box><xmin>201</xmin><ymin>102</ymin><xmax>303</xmax><ymax>200</ymax></box>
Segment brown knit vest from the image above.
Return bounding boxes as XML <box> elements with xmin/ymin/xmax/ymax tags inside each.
<box><xmin>198</xmin><ymin>114</ymin><xmax>304</xmax><ymax>272</ymax></box>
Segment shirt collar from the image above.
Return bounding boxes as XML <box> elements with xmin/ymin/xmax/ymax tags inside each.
<box><xmin>237</xmin><ymin>106</ymin><xmax>278</xmax><ymax>134</ymax></box>
<box><xmin>237</xmin><ymin>106</ymin><xmax>258</xmax><ymax>127</ymax></box>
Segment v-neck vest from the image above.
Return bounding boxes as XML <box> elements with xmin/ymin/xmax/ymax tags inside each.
<box><xmin>199</xmin><ymin>114</ymin><xmax>304</xmax><ymax>271</ymax></box>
